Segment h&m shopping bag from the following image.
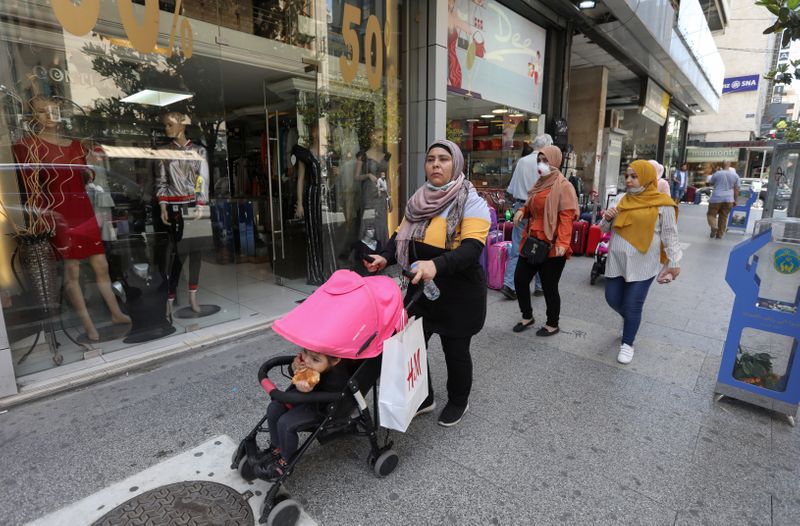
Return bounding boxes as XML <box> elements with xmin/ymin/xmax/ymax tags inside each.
<box><xmin>378</xmin><ymin>316</ymin><xmax>428</xmax><ymax>432</ymax></box>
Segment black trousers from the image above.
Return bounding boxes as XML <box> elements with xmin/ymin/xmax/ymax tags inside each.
<box><xmin>164</xmin><ymin>206</ymin><xmax>202</xmax><ymax>298</ymax></box>
<box><xmin>266</xmin><ymin>400</ymin><xmax>321</xmax><ymax>462</ymax></box>
<box><xmin>514</xmin><ymin>255</ymin><xmax>567</xmax><ymax>327</ymax></box>
<box><xmin>424</xmin><ymin>330</ymin><xmax>473</xmax><ymax>407</ymax></box>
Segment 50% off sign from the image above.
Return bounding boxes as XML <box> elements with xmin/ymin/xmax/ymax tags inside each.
<box><xmin>50</xmin><ymin>0</ymin><xmax>194</xmax><ymax>58</ymax></box>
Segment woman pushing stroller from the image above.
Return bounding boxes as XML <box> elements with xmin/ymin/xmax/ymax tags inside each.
<box><xmin>364</xmin><ymin>139</ymin><xmax>491</xmax><ymax>427</ymax></box>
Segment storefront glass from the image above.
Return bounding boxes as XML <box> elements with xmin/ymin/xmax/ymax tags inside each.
<box><xmin>445</xmin><ymin>0</ymin><xmax>546</xmax><ymax>196</ymax></box>
<box><xmin>0</xmin><ymin>0</ymin><xmax>403</xmax><ymax>378</ymax></box>
<box><xmin>662</xmin><ymin>110</ymin><xmax>686</xmax><ymax>178</ymax></box>
<box><xmin>619</xmin><ymin>108</ymin><xmax>661</xmax><ymax>168</ymax></box>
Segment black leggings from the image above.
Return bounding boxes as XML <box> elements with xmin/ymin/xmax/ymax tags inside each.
<box><xmin>425</xmin><ymin>330</ymin><xmax>473</xmax><ymax>407</ymax></box>
<box><xmin>514</xmin><ymin>255</ymin><xmax>567</xmax><ymax>327</ymax></box>
<box><xmin>266</xmin><ymin>400</ymin><xmax>321</xmax><ymax>461</ymax></box>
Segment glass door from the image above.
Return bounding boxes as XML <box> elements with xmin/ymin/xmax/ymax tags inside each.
<box><xmin>263</xmin><ymin>77</ymin><xmax>336</xmax><ymax>294</ymax></box>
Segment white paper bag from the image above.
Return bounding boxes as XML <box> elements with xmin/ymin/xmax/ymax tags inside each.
<box><xmin>378</xmin><ymin>316</ymin><xmax>428</xmax><ymax>432</ymax></box>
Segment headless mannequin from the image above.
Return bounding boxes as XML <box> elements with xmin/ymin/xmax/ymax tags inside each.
<box><xmin>13</xmin><ymin>97</ymin><xmax>130</xmax><ymax>341</ymax></box>
<box><xmin>157</xmin><ymin>113</ymin><xmax>207</xmax><ymax>314</ymax></box>
<box><xmin>292</xmin><ymin>124</ymin><xmax>326</xmax><ymax>285</ymax></box>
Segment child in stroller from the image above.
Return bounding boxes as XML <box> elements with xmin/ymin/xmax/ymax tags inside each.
<box><xmin>232</xmin><ymin>270</ymin><xmax>409</xmax><ymax>525</ymax></box>
<box><xmin>590</xmin><ymin>231</ymin><xmax>612</xmax><ymax>285</ymax></box>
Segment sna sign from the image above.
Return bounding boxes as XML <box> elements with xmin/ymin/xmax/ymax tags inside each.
<box><xmin>50</xmin><ymin>0</ymin><xmax>193</xmax><ymax>58</ymax></box>
<box><xmin>722</xmin><ymin>74</ymin><xmax>759</xmax><ymax>94</ymax></box>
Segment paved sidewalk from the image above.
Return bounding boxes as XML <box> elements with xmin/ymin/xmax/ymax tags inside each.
<box><xmin>1</xmin><ymin>204</ymin><xmax>798</xmax><ymax>525</ymax></box>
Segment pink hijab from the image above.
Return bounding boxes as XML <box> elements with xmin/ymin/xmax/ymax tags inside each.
<box><xmin>649</xmin><ymin>160</ymin><xmax>671</xmax><ymax>195</ymax></box>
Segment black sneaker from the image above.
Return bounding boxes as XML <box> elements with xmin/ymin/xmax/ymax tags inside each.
<box><xmin>254</xmin><ymin>457</ymin><xmax>287</xmax><ymax>481</ymax></box>
<box><xmin>500</xmin><ymin>285</ymin><xmax>517</xmax><ymax>300</ymax></box>
<box><xmin>437</xmin><ymin>402</ymin><xmax>469</xmax><ymax>427</ymax></box>
<box><xmin>415</xmin><ymin>395</ymin><xmax>436</xmax><ymax>416</ymax></box>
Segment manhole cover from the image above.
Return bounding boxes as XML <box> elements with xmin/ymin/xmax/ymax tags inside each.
<box><xmin>92</xmin><ymin>481</ymin><xmax>254</xmax><ymax>526</ymax></box>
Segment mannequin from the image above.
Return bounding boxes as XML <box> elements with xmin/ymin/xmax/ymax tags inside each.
<box><xmin>157</xmin><ymin>111</ymin><xmax>211</xmax><ymax>315</ymax></box>
<box><xmin>12</xmin><ymin>96</ymin><xmax>131</xmax><ymax>341</ymax></box>
<box><xmin>291</xmin><ymin>123</ymin><xmax>326</xmax><ymax>285</ymax></box>
<box><xmin>356</xmin><ymin>128</ymin><xmax>390</xmax><ymax>247</ymax></box>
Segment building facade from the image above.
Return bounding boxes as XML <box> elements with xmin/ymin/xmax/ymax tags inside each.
<box><xmin>686</xmin><ymin>0</ymin><xmax>779</xmax><ymax>186</ymax></box>
<box><xmin>0</xmin><ymin>0</ymin><xmax>724</xmax><ymax>403</ymax></box>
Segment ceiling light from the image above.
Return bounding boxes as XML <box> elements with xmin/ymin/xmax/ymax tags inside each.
<box><xmin>510</xmin><ymin>113</ymin><xmax>525</xmax><ymax>117</ymax></box>
<box><xmin>492</xmin><ymin>108</ymin><xmax>509</xmax><ymax>114</ymax></box>
<box><xmin>578</xmin><ymin>0</ymin><xmax>596</xmax><ymax>9</ymax></box>
<box><xmin>480</xmin><ymin>114</ymin><xmax>495</xmax><ymax>118</ymax></box>
<box><xmin>120</xmin><ymin>88</ymin><xmax>193</xmax><ymax>107</ymax></box>
<box><xmin>466</xmin><ymin>118</ymin><xmax>479</xmax><ymax>122</ymax></box>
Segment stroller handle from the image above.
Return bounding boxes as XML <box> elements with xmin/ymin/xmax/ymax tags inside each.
<box><xmin>257</xmin><ymin>355</ymin><xmax>342</xmax><ymax>405</ymax></box>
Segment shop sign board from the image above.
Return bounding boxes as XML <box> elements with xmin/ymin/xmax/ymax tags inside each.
<box><xmin>722</xmin><ymin>74</ymin><xmax>759</xmax><ymax>94</ymax></box>
<box><xmin>639</xmin><ymin>79</ymin><xmax>670</xmax><ymax>126</ymax></box>
<box><xmin>686</xmin><ymin>147</ymin><xmax>739</xmax><ymax>163</ymax></box>
<box><xmin>447</xmin><ymin>0</ymin><xmax>547</xmax><ymax>113</ymax></box>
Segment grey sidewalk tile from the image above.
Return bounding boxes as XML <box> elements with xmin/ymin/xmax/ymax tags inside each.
<box><xmin>673</xmin><ymin>492</ymin><xmax>772</xmax><ymax>526</ymax></box>
<box><xmin>771</xmin><ymin>491</ymin><xmax>800</xmax><ymax>526</ymax></box>
<box><xmin>770</xmin><ymin>415</ymin><xmax>800</xmax><ymax>456</ymax></box>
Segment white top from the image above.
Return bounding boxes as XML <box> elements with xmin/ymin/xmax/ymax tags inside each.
<box><xmin>601</xmin><ymin>205</ymin><xmax>682</xmax><ymax>282</ymax></box>
<box><xmin>506</xmin><ymin>151</ymin><xmax>540</xmax><ymax>201</ymax></box>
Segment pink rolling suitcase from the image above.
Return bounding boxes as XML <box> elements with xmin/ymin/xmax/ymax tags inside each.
<box><xmin>480</xmin><ymin>230</ymin><xmax>503</xmax><ymax>275</ymax></box>
<box><xmin>487</xmin><ymin>241</ymin><xmax>511</xmax><ymax>290</ymax></box>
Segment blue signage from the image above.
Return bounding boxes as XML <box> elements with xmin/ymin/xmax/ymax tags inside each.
<box><xmin>722</xmin><ymin>74</ymin><xmax>760</xmax><ymax>94</ymax></box>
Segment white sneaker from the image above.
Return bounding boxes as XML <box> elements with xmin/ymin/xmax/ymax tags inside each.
<box><xmin>617</xmin><ymin>343</ymin><xmax>634</xmax><ymax>364</ymax></box>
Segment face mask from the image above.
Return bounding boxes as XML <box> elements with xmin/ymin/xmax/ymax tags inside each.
<box><xmin>426</xmin><ymin>179</ymin><xmax>457</xmax><ymax>191</ymax></box>
<box><xmin>537</xmin><ymin>162</ymin><xmax>551</xmax><ymax>177</ymax></box>
<box><xmin>628</xmin><ymin>186</ymin><xmax>645</xmax><ymax>195</ymax></box>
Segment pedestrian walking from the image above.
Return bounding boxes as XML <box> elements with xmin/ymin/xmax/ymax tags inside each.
<box><xmin>706</xmin><ymin>161</ymin><xmax>740</xmax><ymax>239</ymax></box>
<box><xmin>601</xmin><ymin>160</ymin><xmax>682</xmax><ymax>364</ymax></box>
<box><xmin>512</xmin><ymin>145</ymin><xmax>579</xmax><ymax>336</ymax></box>
<box><xmin>672</xmin><ymin>163</ymin><xmax>688</xmax><ymax>202</ymax></box>
<box><xmin>500</xmin><ymin>134</ymin><xmax>553</xmax><ymax>301</ymax></box>
<box><xmin>364</xmin><ymin>139</ymin><xmax>491</xmax><ymax>427</ymax></box>
<box><xmin>649</xmin><ymin>160</ymin><xmax>671</xmax><ymax>195</ymax></box>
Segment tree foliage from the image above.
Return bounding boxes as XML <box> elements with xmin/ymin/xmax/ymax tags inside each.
<box><xmin>759</xmin><ymin>0</ymin><xmax>800</xmax><ymax>83</ymax></box>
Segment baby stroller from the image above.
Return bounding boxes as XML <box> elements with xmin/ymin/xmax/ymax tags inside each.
<box><xmin>231</xmin><ymin>270</ymin><xmax>412</xmax><ymax>525</ymax></box>
<box><xmin>590</xmin><ymin>231</ymin><xmax>612</xmax><ymax>285</ymax></box>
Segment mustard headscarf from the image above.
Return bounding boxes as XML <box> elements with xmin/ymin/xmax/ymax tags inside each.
<box><xmin>614</xmin><ymin>160</ymin><xmax>678</xmax><ymax>258</ymax></box>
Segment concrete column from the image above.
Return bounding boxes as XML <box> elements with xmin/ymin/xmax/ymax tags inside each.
<box><xmin>567</xmin><ymin>66</ymin><xmax>608</xmax><ymax>193</ymax></box>
<box><xmin>403</xmin><ymin>0</ymin><xmax>447</xmax><ymax>196</ymax></box>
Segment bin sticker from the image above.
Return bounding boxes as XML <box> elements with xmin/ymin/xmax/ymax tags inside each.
<box><xmin>774</xmin><ymin>248</ymin><xmax>800</xmax><ymax>275</ymax></box>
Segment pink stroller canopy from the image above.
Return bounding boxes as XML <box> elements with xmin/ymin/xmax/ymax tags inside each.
<box><xmin>272</xmin><ymin>270</ymin><xmax>405</xmax><ymax>359</ymax></box>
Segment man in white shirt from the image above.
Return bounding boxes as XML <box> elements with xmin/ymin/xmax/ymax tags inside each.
<box><xmin>500</xmin><ymin>133</ymin><xmax>552</xmax><ymax>300</ymax></box>
<box><xmin>672</xmin><ymin>163</ymin><xmax>688</xmax><ymax>203</ymax></box>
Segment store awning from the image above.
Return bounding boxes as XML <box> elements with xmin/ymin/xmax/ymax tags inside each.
<box><xmin>685</xmin><ymin>147</ymin><xmax>739</xmax><ymax>163</ymax></box>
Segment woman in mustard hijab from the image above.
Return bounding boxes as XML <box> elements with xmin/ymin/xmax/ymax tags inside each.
<box><xmin>601</xmin><ymin>160</ymin><xmax>682</xmax><ymax>364</ymax></box>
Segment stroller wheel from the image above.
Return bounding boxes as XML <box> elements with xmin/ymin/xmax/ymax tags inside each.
<box><xmin>237</xmin><ymin>456</ymin><xmax>256</xmax><ymax>482</ymax></box>
<box><xmin>266</xmin><ymin>498</ymin><xmax>302</xmax><ymax>526</ymax></box>
<box><xmin>372</xmin><ymin>449</ymin><xmax>399</xmax><ymax>478</ymax></box>
<box><xmin>590</xmin><ymin>275</ymin><xmax>597</xmax><ymax>285</ymax></box>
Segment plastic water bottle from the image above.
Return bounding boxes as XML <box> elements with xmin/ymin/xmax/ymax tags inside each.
<box><xmin>410</xmin><ymin>262</ymin><xmax>441</xmax><ymax>301</ymax></box>
<box><xmin>505</xmin><ymin>209</ymin><xmax>512</xmax><ymax>221</ymax></box>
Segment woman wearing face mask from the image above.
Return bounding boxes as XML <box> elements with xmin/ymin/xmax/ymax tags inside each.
<box><xmin>364</xmin><ymin>139</ymin><xmax>491</xmax><ymax>427</ymax></box>
<box><xmin>512</xmin><ymin>145</ymin><xmax>579</xmax><ymax>336</ymax></box>
<box><xmin>601</xmin><ymin>160</ymin><xmax>681</xmax><ymax>364</ymax></box>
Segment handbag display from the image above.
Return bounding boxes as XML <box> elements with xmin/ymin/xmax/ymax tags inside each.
<box><xmin>520</xmin><ymin>235</ymin><xmax>551</xmax><ymax>265</ymax></box>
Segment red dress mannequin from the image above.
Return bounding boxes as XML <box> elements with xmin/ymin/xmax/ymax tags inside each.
<box><xmin>12</xmin><ymin>136</ymin><xmax>105</xmax><ymax>259</ymax></box>
<box><xmin>13</xmin><ymin>97</ymin><xmax>130</xmax><ymax>341</ymax></box>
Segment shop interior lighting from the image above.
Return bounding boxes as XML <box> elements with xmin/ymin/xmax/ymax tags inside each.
<box><xmin>510</xmin><ymin>112</ymin><xmax>525</xmax><ymax>117</ymax></box>
<box><xmin>120</xmin><ymin>88</ymin><xmax>194</xmax><ymax>107</ymax></box>
<box><xmin>466</xmin><ymin>118</ymin><xmax>480</xmax><ymax>122</ymax></box>
<box><xmin>492</xmin><ymin>108</ymin><xmax>509</xmax><ymax>114</ymax></box>
<box><xmin>480</xmin><ymin>114</ymin><xmax>495</xmax><ymax>118</ymax></box>
<box><xmin>578</xmin><ymin>0</ymin><xmax>596</xmax><ymax>9</ymax></box>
